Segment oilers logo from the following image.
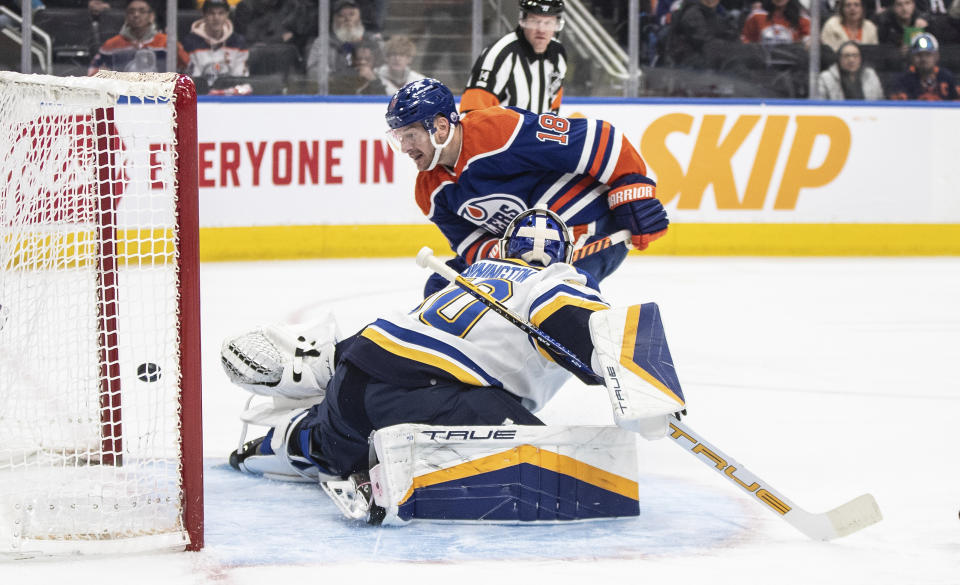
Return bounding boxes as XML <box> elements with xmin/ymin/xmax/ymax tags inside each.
<box><xmin>458</xmin><ymin>195</ymin><xmax>525</xmax><ymax>233</ymax></box>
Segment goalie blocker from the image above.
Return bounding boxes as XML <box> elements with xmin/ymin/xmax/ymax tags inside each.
<box><xmin>589</xmin><ymin>302</ymin><xmax>686</xmax><ymax>439</ymax></box>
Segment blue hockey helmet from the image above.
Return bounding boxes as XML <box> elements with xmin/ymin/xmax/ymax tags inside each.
<box><xmin>386</xmin><ymin>78</ymin><xmax>460</xmax><ymax>171</ymax></box>
<box><xmin>499</xmin><ymin>208</ymin><xmax>573</xmax><ymax>266</ymax></box>
<box><xmin>385</xmin><ymin>78</ymin><xmax>459</xmax><ymax>134</ymax></box>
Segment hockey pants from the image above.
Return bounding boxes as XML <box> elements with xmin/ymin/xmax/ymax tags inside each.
<box><xmin>297</xmin><ymin>359</ymin><xmax>543</xmax><ymax>477</ymax></box>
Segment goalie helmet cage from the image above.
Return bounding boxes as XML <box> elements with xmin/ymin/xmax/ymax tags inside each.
<box><xmin>0</xmin><ymin>71</ymin><xmax>203</xmax><ymax>555</ymax></box>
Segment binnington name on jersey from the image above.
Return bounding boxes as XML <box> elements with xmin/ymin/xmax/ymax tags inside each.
<box><xmin>461</xmin><ymin>261</ymin><xmax>538</xmax><ymax>283</ymax></box>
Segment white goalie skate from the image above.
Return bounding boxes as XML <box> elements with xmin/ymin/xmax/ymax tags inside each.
<box><xmin>321</xmin><ymin>471</ymin><xmax>385</xmax><ymax>525</ymax></box>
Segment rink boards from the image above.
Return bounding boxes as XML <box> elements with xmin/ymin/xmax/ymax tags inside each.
<box><xmin>119</xmin><ymin>97</ymin><xmax>960</xmax><ymax>258</ymax></box>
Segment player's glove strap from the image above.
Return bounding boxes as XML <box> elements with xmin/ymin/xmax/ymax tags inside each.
<box><xmin>607</xmin><ymin>183</ymin><xmax>657</xmax><ymax>209</ymax></box>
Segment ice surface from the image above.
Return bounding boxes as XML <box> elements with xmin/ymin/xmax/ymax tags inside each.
<box><xmin>2</xmin><ymin>256</ymin><xmax>958</xmax><ymax>583</ymax></box>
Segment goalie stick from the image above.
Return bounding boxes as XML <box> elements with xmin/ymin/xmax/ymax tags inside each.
<box><xmin>415</xmin><ymin>247</ymin><xmax>882</xmax><ymax>541</ymax></box>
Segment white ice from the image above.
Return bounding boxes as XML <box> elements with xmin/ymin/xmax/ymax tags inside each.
<box><xmin>3</xmin><ymin>256</ymin><xmax>958</xmax><ymax>583</ymax></box>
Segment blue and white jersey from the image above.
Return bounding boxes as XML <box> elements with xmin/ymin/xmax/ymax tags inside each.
<box><xmin>342</xmin><ymin>258</ymin><xmax>609</xmax><ymax>412</ymax></box>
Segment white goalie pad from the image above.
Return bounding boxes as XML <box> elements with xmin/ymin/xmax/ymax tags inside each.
<box><xmin>220</xmin><ymin>312</ymin><xmax>340</xmax><ymax>400</ymax></box>
<box><xmin>368</xmin><ymin>424</ymin><xmax>640</xmax><ymax>525</ymax></box>
<box><xmin>589</xmin><ymin>303</ymin><xmax>686</xmax><ymax>437</ymax></box>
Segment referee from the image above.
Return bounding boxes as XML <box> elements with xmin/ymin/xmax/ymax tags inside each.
<box><xmin>461</xmin><ymin>0</ymin><xmax>567</xmax><ymax>115</ymax></box>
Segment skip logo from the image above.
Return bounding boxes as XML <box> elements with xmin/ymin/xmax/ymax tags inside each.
<box><xmin>640</xmin><ymin>114</ymin><xmax>851</xmax><ymax>210</ymax></box>
<box><xmin>458</xmin><ymin>195</ymin><xmax>524</xmax><ymax>233</ymax></box>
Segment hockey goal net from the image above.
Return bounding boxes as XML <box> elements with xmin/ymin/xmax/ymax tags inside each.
<box><xmin>0</xmin><ymin>72</ymin><xmax>202</xmax><ymax>555</ymax></box>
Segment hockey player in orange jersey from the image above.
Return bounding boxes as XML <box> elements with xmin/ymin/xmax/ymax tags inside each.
<box><xmin>385</xmin><ymin>78</ymin><xmax>669</xmax><ymax>296</ymax></box>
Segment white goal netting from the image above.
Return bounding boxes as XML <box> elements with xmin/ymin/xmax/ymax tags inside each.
<box><xmin>0</xmin><ymin>72</ymin><xmax>200</xmax><ymax>556</ymax></box>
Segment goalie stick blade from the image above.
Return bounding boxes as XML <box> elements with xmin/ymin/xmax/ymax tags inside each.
<box><xmin>667</xmin><ymin>421</ymin><xmax>882</xmax><ymax>541</ymax></box>
<box><xmin>790</xmin><ymin>493</ymin><xmax>883</xmax><ymax>541</ymax></box>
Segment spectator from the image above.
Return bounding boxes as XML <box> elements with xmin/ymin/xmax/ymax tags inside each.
<box><xmin>817</xmin><ymin>40</ymin><xmax>885</xmax><ymax>98</ymax></box>
<box><xmin>889</xmin><ymin>31</ymin><xmax>960</xmax><ymax>97</ymax></box>
<box><xmin>664</xmin><ymin>0</ymin><xmax>741</xmax><ymax>69</ymax></box>
<box><xmin>355</xmin><ymin>0</ymin><xmax>384</xmax><ymax>35</ymax></box>
<box><xmin>821</xmin><ymin>0</ymin><xmax>880</xmax><ymax>50</ymax></box>
<box><xmin>917</xmin><ymin>0</ymin><xmax>949</xmax><ymax>15</ymax></box>
<box><xmin>233</xmin><ymin>0</ymin><xmax>314</xmax><ymax>48</ymax></box>
<box><xmin>329</xmin><ymin>41</ymin><xmax>387</xmax><ymax>94</ymax></box>
<box><xmin>88</xmin><ymin>0</ymin><xmax>188</xmax><ymax>74</ymax></box>
<box><xmin>375</xmin><ymin>35</ymin><xmax>425</xmax><ymax>94</ymax></box>
<box><xmin>305</xmin><ymin>0</ymin><xmax>383</xmax><ymax>81</ymax></box>
<box><xmin>874</xmin><ymin>0</ymin><xmax>928</xmax><ymax>51</ymax></box>
<box><xmin>461</xmin><ymin>0</ymin><xmax>567</xmax><ymax>114</ymax></box>
<box><xmin>183</xmin><ymin>0</ymin><xmax>248</xmax><ymax>86</ymax></box>
<box><xmin>741</xmin><ymin>0</ymin><xmax>811</xmax><ymax>45</ymax></box>
<box><xmin>926</xmin><ymin>0</ymin><xmax>960</xmax><ymax>41</ymax></box>
<box><xmin>233</xmin><ymin>0</ymin><xmax>314</xmax><ymax>78</ymax></box>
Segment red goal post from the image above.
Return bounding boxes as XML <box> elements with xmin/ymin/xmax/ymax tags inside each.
<box><xmin>0</xmin><ymin>71</ymin><xmax>202</xmax><ymax>555</ymax></box>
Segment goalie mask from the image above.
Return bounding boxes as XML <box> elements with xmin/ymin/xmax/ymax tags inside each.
<box><xmin>499</xmin><ymin>208</ymin><xmax>573</xmax><ymax>266</ymax></box>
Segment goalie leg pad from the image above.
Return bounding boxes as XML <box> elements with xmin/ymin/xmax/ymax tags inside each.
<box><xmin>221</xmin><ymin>313</ymin><xmax>341</xmax><ymax>400</ymax></box>
<box><xmin>589</xmin><ymin>303</ymin><xmax>685</xmax><ymax>437</ymax></box>
<box><xmin>367</xmin><ymin>424</ymin><xmax>640</xmax><ymax>525</ymax></box>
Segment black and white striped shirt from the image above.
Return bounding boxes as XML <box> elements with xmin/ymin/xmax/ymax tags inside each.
<box><xmin>461</xmin><ymin>27</ymin><xmax>567</xmax><ymax>114</ymax></box>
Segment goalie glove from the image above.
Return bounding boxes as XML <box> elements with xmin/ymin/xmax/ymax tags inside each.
<box><xmin>607</xmin><ymin>175</ymin><xmax>668</xmax><ymax>251</ymax></box>
<box><xmin>221</xmin><ymin>313</ymin><xmax>340</xmax><ymax>401</ymax></box>
<box><xmin>589</xmin><ymin>303</ymin><xmax>685</xmax><ymax>439</ymax></box>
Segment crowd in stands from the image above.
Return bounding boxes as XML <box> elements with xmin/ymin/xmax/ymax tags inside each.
<box><xmin>646</xmin><ymin>0</ymin><xmax>960</xmax><ymax>98</ymax></box>
<box><xmin>0</xmin><ymin>0</ymin><xmax>422</xmax><ymax>95</ymax></box>
<box><xmin>2</xmin><ymin>0</ymin><xmax>959</xmax><ymax>99</ymax></box>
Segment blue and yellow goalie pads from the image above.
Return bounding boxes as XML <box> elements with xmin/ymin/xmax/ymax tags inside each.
<box><xmin>368</xmin><ymin>424</ymin><xmax>640</xmax><ymax>525</ymax></box>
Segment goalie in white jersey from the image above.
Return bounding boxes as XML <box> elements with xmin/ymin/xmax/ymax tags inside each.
<box><xmin>226</xmin><ymin>208</ymin><xmax>606</xmax><ymax>476</ymax></box>
<box><xmin>224</xmin><ymin>208</ymin><xmax>685</xmax><ymax>521</ymax></box>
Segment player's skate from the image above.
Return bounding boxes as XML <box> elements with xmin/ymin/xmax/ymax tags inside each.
<box><xmin>321</xmin><ymin>471</ymin><xmax>386</xmax><ymax>525</ymax></box>
<box><xmin>221</xmin><ymin>312</ymin><xmax>340</xmax><ymax>404</ymax></box>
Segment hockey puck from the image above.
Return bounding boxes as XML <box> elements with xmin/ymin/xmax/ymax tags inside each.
<box><xmin>136</xmin><ymin>362</ymin><xmax>162</xmax><ymax>382</ymax></box>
